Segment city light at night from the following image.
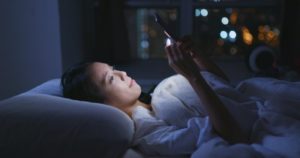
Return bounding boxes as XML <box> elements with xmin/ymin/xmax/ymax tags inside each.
<box><xmin>221</xmin><ymin>17</ymin><xmax>229</xmax><ymax>25</ymax></box>
<box><xmin>220</xmin><ymin>31</ymin><xmax>228</xmax><ymax>39</ymax></box>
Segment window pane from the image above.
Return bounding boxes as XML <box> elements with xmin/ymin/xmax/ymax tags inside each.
<box><xmin>125</xmin><ymin>9</ymin><xmax>178</xmax><ymax>59</ymax></box>
<box><xmin>193</xmin><ymin>8</ymin><xmax>281</xmax><ymax>57</ymax></box>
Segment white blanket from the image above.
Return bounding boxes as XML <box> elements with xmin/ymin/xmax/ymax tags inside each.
<box><xmin>132</xmin><ymin>73</ymin><xmax>300</xmax><ymax>158</ymax></box>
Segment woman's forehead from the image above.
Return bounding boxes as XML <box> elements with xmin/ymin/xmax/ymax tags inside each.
<box><xmin>91</xmin><ymin>62</ymin><xmax>110</xmax><ymax>70</ymax></box>
<box><xmin>88</xmin><ymin>62</ymin><xmax>112</xmax><ymax>83</ymax></box>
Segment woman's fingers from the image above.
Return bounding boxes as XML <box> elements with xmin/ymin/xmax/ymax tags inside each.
<box><xmin>165</xmin><ymin>44</ymin><xmax>181</xmax><ymax>70</ymax></box>
<box><xmin>166</xmin><ymin>43</ymin><xmax>182</xmax><ymax>61</ymax></box>
<box><xmin>165</xmin><ymin>42</ymin><xmax>200</xmax><ymax>78</ymax></box>
<box><xmin>165</xmin><ymin>45</ymin><xmax>177</xmax><ymax>67</ymax></box>
<box><xmin>166</xmin><ymin>42</ymin><xmax>193</xmax><ymax>64</ymax></box>
<box><xmin>165</xmin><ymin>46</ymin><xmax>172</xmax><ymax>61</ymax></box>
<box><xmin>174</xmin><ymin>44</ymin><xmax>184</xmax><ymax>61</ymax></box>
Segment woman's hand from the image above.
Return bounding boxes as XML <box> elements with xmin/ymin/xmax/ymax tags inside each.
<box><xmin>175</xmin><ymin>35</ymin><xmax>230</xmax><ymax>81</ymax></box>
<box><xmin>172</xmin><ymin>36</ymin><xmax>208</xmax><ymax>71</ymax></box>
<box><xmin>165</xmin><ymin>41</ymin><xmax>200</xmax><ymax>79</ymax></box>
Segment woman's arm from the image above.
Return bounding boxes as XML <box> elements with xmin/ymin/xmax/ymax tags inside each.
<box><xmin>165</xmin><ymin>42</ymin><xmax>248</xmax><ymax>144</ymax></box>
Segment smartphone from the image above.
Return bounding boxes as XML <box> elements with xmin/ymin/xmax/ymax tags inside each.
<box><xmin>153</xmin><ymin>13</ymin><xmax>177</xmax><ymax>42</ymax></box>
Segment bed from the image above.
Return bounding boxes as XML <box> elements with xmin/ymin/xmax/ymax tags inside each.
<box><xmin>131</xmin><ymin>73</ymin><xmax>300</xmax><ymax>158</ymax></box>
<box><xmin>190</xmin><ymin>76</ymin><xmax>300</xmax><ymax>158</ymax></box>
<box><xmin>0</xmin><ymin>75</ymin><xmax>299</xmax><ymax>158</ymax></box>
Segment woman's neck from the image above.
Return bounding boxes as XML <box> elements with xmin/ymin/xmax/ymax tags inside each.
<box><xmin>136</xmin><ymin>100</ymin><xmax>152</xmax><ymax>110</ymax></box>
<box><xmin>124</xmin><ymin>100</ymin><xmax>152</xmax><ymax>117</ymax></box>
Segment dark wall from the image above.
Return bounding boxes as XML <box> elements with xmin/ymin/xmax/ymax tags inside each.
<box><xmin>58</xmin><ymin>0</ymin><xmax>86</xmax><ymax>71</ymax></box>
<box><xmin>0</xmin><ymin>0</ymin><xmax>131</xmax><ymax>100</ymax></box>
<box><xmin>0</xmin><ymin>0</ymin><xmax>62</xmax><ymax>100</ymax></box>
<box><xmin>280</xmin><ymin>0</ymin><xmax>300</xmax><ymax>72</ymax></box>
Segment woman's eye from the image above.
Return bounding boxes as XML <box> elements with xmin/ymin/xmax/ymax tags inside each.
<box><xmin>109</xmin><ymin>76</ymin><xmax>114</xmax><ymax>83</ymax></box>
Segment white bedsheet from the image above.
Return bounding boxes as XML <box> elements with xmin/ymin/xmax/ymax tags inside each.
<box><xmin>132</xmin><ymin>73</ymin><xmax>300</xmax><ymax>158</ymax></box>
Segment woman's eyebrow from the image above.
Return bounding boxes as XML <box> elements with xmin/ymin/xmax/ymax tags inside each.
<box><xmin>101</xmin><ymin>71</ymin><xmax>108</xmax><ymax>85</ymax></box>
<box><xmin>102</xmin><ymin>66</ymin><xmax>114</xmax><ymax>84</ymax></box>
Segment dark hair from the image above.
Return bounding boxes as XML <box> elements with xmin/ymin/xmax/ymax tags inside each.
<box><xmin>61</xmin><ymin>62</ymin><xmax>105</xmax><ymax>103</ymax></box>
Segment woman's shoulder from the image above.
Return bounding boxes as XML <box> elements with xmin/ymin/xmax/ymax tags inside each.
<box><xmin>154</xmin><ymin>72</ymin><xmax>232</xmax><ymax>93</ymax></box>
<box><xmin>153</xmin><ymin>74</ymin><xmax>190</xmax><ymax>95</ymax></box>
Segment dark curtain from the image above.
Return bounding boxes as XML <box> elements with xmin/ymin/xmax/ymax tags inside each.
<box><xmin>280</xmin><ymin>0</ymin><xmax>300</xmax><ymax>72</ymax></box>
<box><xmin>85</xmin><ymin>0</ymin><xmax>131</xmax><ymax>64</ymax></box>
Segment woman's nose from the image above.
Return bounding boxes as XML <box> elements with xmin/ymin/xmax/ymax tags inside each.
<box><xmin>121</xmin><ymin>71</ymin><xmax>127</xmax><ymax>76</ymax></box>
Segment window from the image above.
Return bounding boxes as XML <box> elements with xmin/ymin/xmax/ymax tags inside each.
<box><xmin>193</xmin><ymin>8</ymin><xmax>281</xmax><ymax>57</ymax></box>
<box><xmin>125</xmin><ymin>9</ymin><xmax>178</xmax><ymax>59</ymax></box>
<box><xmin>125</xmin><ymin>0</ymin><xmax>282</xmax><ymax>59</ymax></box>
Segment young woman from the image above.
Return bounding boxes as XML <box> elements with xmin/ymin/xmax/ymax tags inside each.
<box><xmin>61</xmin><ymin>37</ymin><xmax>256</xmax><ymax>155</ymax></box>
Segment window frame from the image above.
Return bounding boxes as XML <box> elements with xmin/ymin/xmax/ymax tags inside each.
<box><xmin>125</xmin><ymin>0</ymin><xmax>281</xmax><ymax>37</ymax></box>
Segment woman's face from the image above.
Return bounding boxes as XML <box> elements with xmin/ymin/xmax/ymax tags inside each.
<box><xmin>87</xmin><ymin>62</ymin><xmax>141</xmax><ymax>110</ymax></box>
